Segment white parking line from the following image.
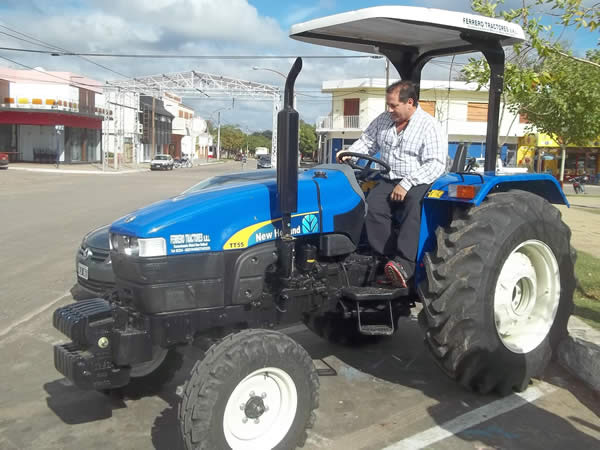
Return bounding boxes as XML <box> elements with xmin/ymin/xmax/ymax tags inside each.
<box><xmin>0</xmin><ymin>291</ymin><xmax>70</xmax><ymax>340</ymax></box>
<box><xmin>382</xmin><ymin>382</ymin><xmax>556</xmax><ymax>450</ymax></box>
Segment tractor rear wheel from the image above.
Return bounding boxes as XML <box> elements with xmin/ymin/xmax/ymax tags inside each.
<box><xmin>179</xmin><ymin>329</ymin><xmax>319</xmax><ymax>450</ymax></box>
<box><xmin>418</xmin><ymin>191</ymin><xmax>575</xmax><ymax>395</ymax></box>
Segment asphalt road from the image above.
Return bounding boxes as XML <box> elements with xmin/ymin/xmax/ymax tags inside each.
<box><xmin>0</xmin><ymin>163</ymin><xmax>599</xmax><ymax>450</ymax></box>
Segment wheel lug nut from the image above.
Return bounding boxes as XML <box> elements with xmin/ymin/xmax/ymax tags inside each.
<box><xmin>261</xmin><ymin>392</ymin><xmax>267</xmax><ymax>398</ymax></box>
<box><xmin>240</xmin><ymin>404</ymin><xmax>245</xmax><ymax>410</ymax></box>
<box><xmin>254</xmin><ymin>418</ymin><xmax>260</xmax><ymax>424</ymax></box>
<box><xmin>249</xmin><ymin>391</ymin><xmax>255</xmax><ymax>397</ymax></box>
<box><xmin>264</xmin><ymin>406</ymin><xmax>269</xmax><ymax>412</ymax></box>
<box><xmin>242</xmin><ymin>417</ymin><xmax>248</xmax><ymax>424</ymax></box>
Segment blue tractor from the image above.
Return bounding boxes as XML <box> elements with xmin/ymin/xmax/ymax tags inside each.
<box><xmin>52</xmin><ymin>6</ymin><xmax>575</xmax><ymax>449</ymax></box>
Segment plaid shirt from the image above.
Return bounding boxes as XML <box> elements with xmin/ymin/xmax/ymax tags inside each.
<box><xmin>348</xmin><ymin>106</ymin><xmax>447</xmax><ymax>192</ymax></box>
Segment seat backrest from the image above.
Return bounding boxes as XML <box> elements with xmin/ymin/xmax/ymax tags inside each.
<box><xmin>450</xmin><ymin>143</ymin><xmax>468</xmax><ymax>173</ymax></box>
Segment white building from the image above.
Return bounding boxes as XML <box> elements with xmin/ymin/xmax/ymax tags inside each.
<box><xmin>316</xmin><ymin>79</ymin><xmax>529</xmax><ymax>165</ymax></box>
<box><xmin>0</xmin><ymin>67</ymin><xmax>105</xmax><ymax>163</ymax></box>
<box><xmin>102</xmin><ymin>89</ymin><xmax>141</xmax><ymax>165</ymax></box>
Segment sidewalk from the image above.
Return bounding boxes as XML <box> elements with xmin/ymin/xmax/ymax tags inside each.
<box><xmin>558</xmin><ymin>194</ymin><xmax>600</xmax><ymax>392</ymax></box>
<box><xmin>6</xmin><ymin>160</ymin><xmax>224</xmax><ymax>175</ymax></box>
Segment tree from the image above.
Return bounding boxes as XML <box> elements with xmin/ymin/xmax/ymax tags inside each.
<box><xmin>299</xmin><ymin>120</ymin><xmax>317</xmax><ymax>158</ymax></box>
<box><xmin>247</xmin><ymin>132</ymin><xmax>272</xmax><ymax>155</ymax></box>
<box><xmin>462</xmin><ymin>0</ymin><xmax>600</xmax><ymax>180</ymax></box>
<box><xmin>219</xmin><ymin>125</ymin><xmax>245</xmax><ymax>158</ymax></box>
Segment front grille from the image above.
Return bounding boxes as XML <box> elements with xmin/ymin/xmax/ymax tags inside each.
<box><xmin>79</xmin><ymin>245</ymin><xmax>110</xmax><ymax>263</ymax></box>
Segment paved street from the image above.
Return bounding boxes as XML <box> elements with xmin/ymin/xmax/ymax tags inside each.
<box><xmin>0</xmin><ymin>164</ymin><xmax>599</xmax><ymax>450</ymax></box>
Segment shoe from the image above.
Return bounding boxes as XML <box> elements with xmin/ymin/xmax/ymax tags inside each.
<box><xmin>384</xmin><ymin>260</ymin><xmax>408</xmax><ymax>288</ymax></box>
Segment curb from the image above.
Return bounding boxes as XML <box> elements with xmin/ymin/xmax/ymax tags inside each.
<box><xmin>8</xmin><ymin>167</ymin><xmax>146</xmax><ymax>175</ymax></box>
<box><xmin>558</xmin><ymin>316</ymin><xmax>600</xmax><ymax>392</ymax></box>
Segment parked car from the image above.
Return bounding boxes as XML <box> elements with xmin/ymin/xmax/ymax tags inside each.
<box><xmin>150</xmin><ymin>154</ymin><xmax>174</xmax><ymax>171</ymax></box>
<box><xmin>76</xmin><ymin>225</ymin><xmax>114</xmax><ymax>297</ymax></box>
<box><xmin>76</xmin><ymin>170</ymin><xmax>278</xmax><ymax>297</ymax></box>
<box><xmin>257</xmin><ymin>154</ymin><xmax>272</xmax><ymax>169</ymax></box>
<box><xmin>0</xmin><ymin>152</ymin><xmax>8</xmax><ymax>169</ymax></box>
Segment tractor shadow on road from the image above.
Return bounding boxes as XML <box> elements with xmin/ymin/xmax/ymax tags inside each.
<box><xmin>44</xmin><ymin>379</ymin><xmax>127</xmax><ymax>424</ymax></box>
<box><xmin>43</xmin><ymin>316</ymin><xmax>600</xmax><ymax>449</ymax></box>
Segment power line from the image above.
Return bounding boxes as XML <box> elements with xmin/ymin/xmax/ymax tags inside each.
<box><xmin>0</xmin><ymin>45</ymin><xmax>381</xmax><ymax>60</ymax></box>
<box><xmin>0</xmin><ymin>54</ymin><xmax>106</xmax><ymax>89</ymax></box>
<box><xmin>0</xmin><ymin>24</ymin><xmax>130</xmax><ymax>80</ymax></box>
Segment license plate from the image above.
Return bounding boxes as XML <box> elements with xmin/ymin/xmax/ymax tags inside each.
<box><xmin>77</xmin><ymin>263</ymin><xmax>88</xmax><ymax>280</ymax></box>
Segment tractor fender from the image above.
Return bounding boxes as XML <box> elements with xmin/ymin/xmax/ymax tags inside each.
<box><xmin>415</xmin><ymin>173</ymin><xmax>568</xmax><ymax>282</ymax></box>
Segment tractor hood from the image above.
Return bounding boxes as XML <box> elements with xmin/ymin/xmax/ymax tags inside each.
<box><xmin>110</xmin><ymin>166</ymin><xmax>364</xmax><ymax>255</ymax></box>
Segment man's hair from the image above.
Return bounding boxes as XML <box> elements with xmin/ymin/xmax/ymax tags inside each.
<box><xmin>386</xmin><ymin>80</ymin><xmax>419</xmax><ymax>107</ymax></box>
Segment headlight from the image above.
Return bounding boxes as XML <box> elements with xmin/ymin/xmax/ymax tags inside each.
<box><xmin>110</xmin><ymin>233</ymin><xmax>166</xmax><ymax>257</ymax></box>
<box><xmin>139</xmin><ymin>238</ymin><xmax>166</xmax><ymax>257</ymax></box>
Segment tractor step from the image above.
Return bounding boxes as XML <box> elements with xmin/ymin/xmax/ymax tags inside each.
<box><xmin>341</xmin><ymin>286</ymin><xmax>408</xmax><ymax>302</ymax></box>
<box><xmin>356</xmin><ymin>300</ymin><xmax>395</xmax><ymax>336</ymax></box>
<box><xmin>358</xmin><ymin>324</ymin><xmax>395</xmax><ymax>336</ymax></box>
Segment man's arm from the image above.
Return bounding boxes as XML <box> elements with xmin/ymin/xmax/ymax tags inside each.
<box><xmin>398</xmin><ymin>123</ymin><xmax>447</xmax><ymax>193</ymax></box>
<box><xmin>342</xmin><ymin>114</ymin><xmax>382</xmax><ymax>157</ymax></box>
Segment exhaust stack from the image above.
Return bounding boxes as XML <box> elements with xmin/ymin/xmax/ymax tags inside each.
<box><xmin>276</xmin><ymin>57</ymin><xmax>302</xmax><ymax>238</ymax></box>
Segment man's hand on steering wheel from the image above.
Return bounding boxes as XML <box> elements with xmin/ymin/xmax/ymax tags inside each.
<box><xmin>336</xmin><ymin>151</ymin><xmax>391</xmax><ymax>179</ymax></box>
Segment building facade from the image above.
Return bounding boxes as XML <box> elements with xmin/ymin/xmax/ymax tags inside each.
<box><xmin>139</xmin><ymin>95</ymin><xmax>174</xmax><ymax>160</ymax></box>
<box><xmin>315</xmin><ymin>79</ymin><xmax>530</xmax><ymax>166</ymax></box>
<box><xmin>0</xmin><ymin>68</ymin><xmax>105</xmax><ymax>163</ymax></box>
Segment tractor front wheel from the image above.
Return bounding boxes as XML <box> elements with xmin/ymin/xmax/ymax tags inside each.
<box><xmin>179</xmin><ymin>329</ymin><xmax>319</xmax><ymax>450</ymax></box>
<box><xmin>418</xmin><ymin>191</ymin><xmax>575</xmax><ymax>395</ymax></box>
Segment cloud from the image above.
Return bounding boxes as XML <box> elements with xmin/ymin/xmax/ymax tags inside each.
<box><xmin>0</xmin><ymin>0</ymin><xmax>551</xmax><ymax>131</ymax></box>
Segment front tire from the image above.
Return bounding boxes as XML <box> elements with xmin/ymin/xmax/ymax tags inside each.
<box><xmin>179</xmin><ymin>329</ymin><xmax>319</xmax><ymax>450</ymax></box>
<box><xmin>418</xmin><ymin>191</ymin><xmax>575</xmax><ymax>395</ymax></box>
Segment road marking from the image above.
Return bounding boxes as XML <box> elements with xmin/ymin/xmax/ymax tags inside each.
<box><xmin>382</xmin><ymin>382</ymin><xmax>556</xmax><ymax>450</ymax></box>
<box><xmin>0</xmin><ymin>291</ymin><xmax>70</xmax><ymax>340</ymax></box>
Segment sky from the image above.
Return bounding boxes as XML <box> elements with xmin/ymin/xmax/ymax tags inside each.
<box><xmin>0</xmin><ymin>0</ymin><xmax>597</xmax><ymax>131</ymax></box>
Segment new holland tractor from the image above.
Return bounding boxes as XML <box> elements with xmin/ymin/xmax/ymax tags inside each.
<box><xmin>52</xmin><ymin>6</ymin><xmax>575</xmax><ymax>450</ymax></box>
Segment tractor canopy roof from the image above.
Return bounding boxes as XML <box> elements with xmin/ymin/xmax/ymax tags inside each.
<box><xmin>290</xmin><ymin>6</ymin><xmax>525</xmax><ymax>59</ymax></box>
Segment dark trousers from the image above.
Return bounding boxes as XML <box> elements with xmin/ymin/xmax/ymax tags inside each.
<box><xmin>365</xmin><ymin>180</ymin><xmax>431</xmax><ymax>278</ymax></box>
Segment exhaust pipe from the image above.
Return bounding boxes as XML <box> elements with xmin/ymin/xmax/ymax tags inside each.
<box><xmin>276</xmin><ymin>57</ymin><xmax>302</xmax><ymax>278</ymax></box>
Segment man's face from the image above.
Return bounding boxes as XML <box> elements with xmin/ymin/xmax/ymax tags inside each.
<box><xmin>386</xmin><ymin>91</ymin><xmax>414</xmax><ymax>124</ymax></box>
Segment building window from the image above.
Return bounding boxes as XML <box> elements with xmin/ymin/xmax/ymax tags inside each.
<box><xmin>420</xmin><ymin>101</ymin><xmax>436</xmax><ymax>117</ymax></box>
<box><xmin>519</xmin><ymin>113</ymin><xmax>529</xmax><ymax>123</ymax></box>
<box><xmin>467</xmin><ymin>102</ymin><xmax>488</xmax><ymax>122</ymax></box>
<box><xmin>343</xmin><ymin>98</ymin><xmax>359</xmax><ymax>117</ymax></box>
<box><xmin>179</xmin><ymin>110</ymin><xmax>184</xmax><ymax>118</ymax></box>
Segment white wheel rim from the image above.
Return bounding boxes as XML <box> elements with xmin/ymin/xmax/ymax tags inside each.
<box><xmin>494</xmin><ymin>239</ymin><xmax>561</xmax><ymax>354</ymax></box>
<box><xmin>223</xmin><ymin>367</ymin><xmax>297</xmax><ymax>450</ymax></box>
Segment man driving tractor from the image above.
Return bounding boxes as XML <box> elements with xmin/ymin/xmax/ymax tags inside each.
<box><xmin>338</xmin><ymin>80</ymin><xmax>447</xmax><ymax>287</ymax></box>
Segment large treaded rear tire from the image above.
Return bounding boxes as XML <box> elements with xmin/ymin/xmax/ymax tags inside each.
<box><xmin>418</xmin><ymin>191</ymin><xmax>575</xmax><ymax>395</ymax></box>
<box><xmin>179</xmin><ymin>329</ymin><xmax>319</xmax><ymax>450</ymax></box>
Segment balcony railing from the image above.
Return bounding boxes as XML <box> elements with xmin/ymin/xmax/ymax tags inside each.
<box><xmin>316</xmin><ymin>115</ymin><xmax>364</xmax><ymax>131</ymax></box>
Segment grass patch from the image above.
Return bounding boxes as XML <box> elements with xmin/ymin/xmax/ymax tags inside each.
<box><xmin>574</xmin><ymin>250</ymin><xmax>600</xmax><ymax>330</ymax></box>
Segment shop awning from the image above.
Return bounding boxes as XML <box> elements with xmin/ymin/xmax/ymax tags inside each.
<box><xmin>0</xmin><ymin>110</ymin><xmax>102</xmax><ymax>129</ymax></box>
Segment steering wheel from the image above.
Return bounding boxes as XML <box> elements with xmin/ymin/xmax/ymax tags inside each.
<box><xmin>336</xmin><ymin>151</ymin><xmax>391</xmax><ymax>179</ymax></box>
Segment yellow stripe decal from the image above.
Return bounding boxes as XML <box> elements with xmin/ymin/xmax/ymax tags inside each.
<box><xmin>223</xmin><ymin>211</ymin><xmax>319</xmax><ymax>250</ymax></box>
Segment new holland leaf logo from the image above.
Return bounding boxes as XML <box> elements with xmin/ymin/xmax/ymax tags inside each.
<box><xmin>301</xmin><ymin>214</ymin><xmax>318</xmax><ymax>233</ymax></box>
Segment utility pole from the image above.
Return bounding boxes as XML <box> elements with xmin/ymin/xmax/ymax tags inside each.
<box><xmin>385</xmin><ymin>59</ymin><xmax>390</xmax><ymax>88</ymax></box>
<box><xmin>152</xmin><ymin>96</ymin><xmax>156</xmax><ymax>158</ymax></box>
<box><xmin>216</xmin><ymin>111</ymin><xmax>221</xmax><ymax>160</ymax></box>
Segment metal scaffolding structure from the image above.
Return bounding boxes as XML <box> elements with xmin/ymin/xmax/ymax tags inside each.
<box><xmin>104</xmin><ymin>70</ymin><xmax>282</xmax><ymax>163</ymax></box>
<box><xmin>106</xmin><ymin>70</ymin><xmax>280</xmax><ymax>98</ymax></box>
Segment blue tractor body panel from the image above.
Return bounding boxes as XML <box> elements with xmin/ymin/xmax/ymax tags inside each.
<box><xmin>110</xmin><ymin>167</ymin><xmax>363</xmax><ymax>255</ymax></box>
